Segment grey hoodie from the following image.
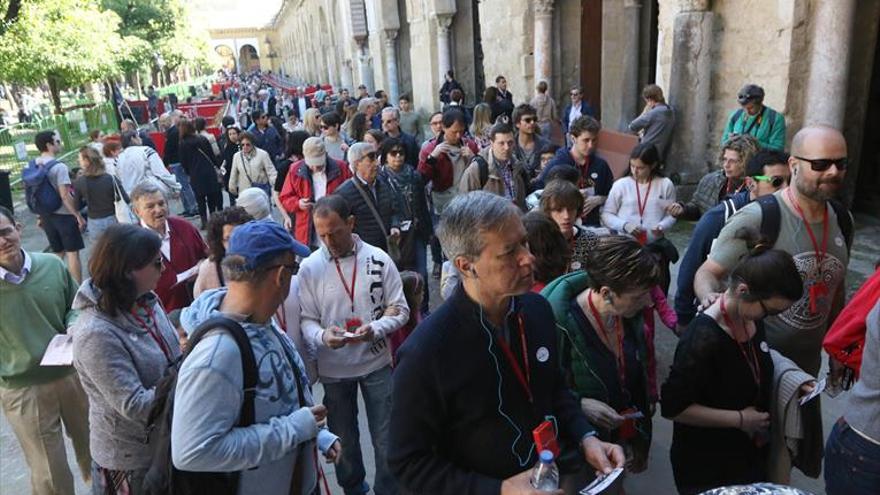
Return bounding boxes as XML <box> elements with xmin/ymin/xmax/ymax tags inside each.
<box><xmin>70</xmin><ymin>280</ymin><xmax>181</xmax><ymax>470</ymax></box>
<box><xmin>173</xmin><ymin>288</ymin><xmax>338</xmax><ymax>495</ymax></box>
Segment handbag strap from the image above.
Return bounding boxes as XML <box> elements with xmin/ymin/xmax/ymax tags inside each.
<box><xmin>238</xmin><ymin>151</ymin><xmax>257</xmax><ymax>184</ymax></box>
<box><xmin>352</xmin><ymin>179</ymin><xmax>388</xmax><ymax>233</ymax></box>
<box><xmin>112</xmin><ymin>175</ymin><xmax>124</xmax><ymax>202</ymax></box>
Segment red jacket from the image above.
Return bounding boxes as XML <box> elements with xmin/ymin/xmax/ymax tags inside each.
<box><xmin>417</xmin><ymin>136</ymin><xmax>480</xmax><ymax>192</ymax></box>
<box><xmin>823</xmin><ymin>267</ymin><xmax>880</xmax><ymax>378</ymax></box>
<box><xmin>279</xmin><ymin>157</ymin><xmax>351</xmax><ymax>245</ymax></box>
<box><xmin>155</xmin><ymin>216</ymin><xmax>207</xmax><ymax>312</ymax></box>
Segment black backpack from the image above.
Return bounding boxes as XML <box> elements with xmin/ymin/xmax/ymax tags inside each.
<box><xmin>142</xmin><ymin>316</ymin><xmax>258</xmax><ymax>495</ymax></box>
<box><xmin>756</xmin><ymin>194</ymin><xmax>854</xmax><ymax>254</ymax></box>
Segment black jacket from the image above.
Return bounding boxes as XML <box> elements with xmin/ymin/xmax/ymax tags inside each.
<box><xmin>335</xmin><ymin>176</ymin><xmax>400</xmax><ymax>251</ymax></box>
<box><xmin>389</xmin><ymin>287</ymin><xmax>595</xmax><ymax>494</ymax></box>
<box><xmin>163</xmin><ymin>125</ymin><xmax>179</xmax><ymax>165</ymax></box>
<box><xmin>537</xmin><ymin>147</ymin><xmax>614</xmax><ymax>226</ymax></box>
<box><xmin>179</xmin><ymin>135</ymin><xmax>220</xmax><ymax>195</ymax></box>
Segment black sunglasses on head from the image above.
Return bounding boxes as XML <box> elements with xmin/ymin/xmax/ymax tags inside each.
<box><xmin>794</xmin><ymin>156</ymin><xmax>848</xmax><ymax>172</ymax></box>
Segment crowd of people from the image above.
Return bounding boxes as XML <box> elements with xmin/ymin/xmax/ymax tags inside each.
<box><xmin>2</xmin><ymin>69</ymin><xmax>878</xmax><ymax>495</ymax></box>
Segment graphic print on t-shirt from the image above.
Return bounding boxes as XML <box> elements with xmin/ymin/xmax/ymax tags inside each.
<box><xmin>774</xmin><ymin>252</ymin><xmax>845</xmax><ymax>331</ymax></box>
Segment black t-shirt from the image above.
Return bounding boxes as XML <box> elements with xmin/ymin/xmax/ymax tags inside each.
<box><xmin>661</xmin><ymin>314</ymin><xmax>773</xmax><ymax>493</ymax></box>
<box><xmin>73</xmin><ymin>174</ymin><xmax>127</xmax><ymax>219</ymax></box>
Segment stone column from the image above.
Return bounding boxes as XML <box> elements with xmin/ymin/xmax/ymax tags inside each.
<box><xmin>666</xmin><ymin>1</ymin><xmax>713</xmax><ymax>184</ymax></box>
<box><xmin>803</xmin><ymin>0</ymin><xmax>856</xmax><ymax>129</ymax></box>
<box><xmin>340</xmin><ymin>59</ymin><xmax>354</xmax><ymax>91</ymax></box>
<box><xmin>435</xmin><ymin>14</ymin><xmax>454</xmax><ymax>80</ymax></box>
<box><xmin>384</xmin><ymin>30</ymin><xmax>401</xmax><ymax>103</ymax></box>
<box><xmin>357</xmin><ymin>41</ymin><xmax>375</xmax><ymax>92</ymax></box>
<box><xmin>620</xmin><ymin>0</ymin><xmax>642</xmax><ymax>130</ymax></box>
<box><xmin>533</xmin><ymin>0</ymin><xmax>555</xmax><ymax>89</ymax></box>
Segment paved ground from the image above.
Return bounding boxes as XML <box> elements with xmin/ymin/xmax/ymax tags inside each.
<box><xmin>2</xmin><ymin>199</ymin><xmax>878</xmax><ymax>494</ymax></box>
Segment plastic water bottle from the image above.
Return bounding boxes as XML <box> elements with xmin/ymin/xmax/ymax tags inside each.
<box><xmin>530</xmin><ymin>450</ymin><xmax>559</xmax><ymax>491</ymax></box>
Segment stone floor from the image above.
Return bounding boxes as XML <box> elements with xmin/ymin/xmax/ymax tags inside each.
<box><xmin>2</xmin><ymin>201</ymin><xmax>878</xmax><ymax>494</ymax></box>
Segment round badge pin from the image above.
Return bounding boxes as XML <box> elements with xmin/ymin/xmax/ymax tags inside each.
<box><xmin>834</xmin><ymin>237</ymin><xmax>844</xmax><ymax>247</ymax></box>
<box><xmin>590</xmin><ymin>172</ymin><xmax>598</xmax><ymax>179</ymax></box>
<box><xmin>760</xmin><ymin>341</ymin><xmax>769</xmax><ymax>353</ymax></box>
<box><xmin>571</xmin><ymin>261</ymin><xmax>582</xmax><ymax>270</ymax></box>
<box><xmin>536</xmin><ymin>347</ymin><xmax>550</xmax><ymax>363</ymax></box>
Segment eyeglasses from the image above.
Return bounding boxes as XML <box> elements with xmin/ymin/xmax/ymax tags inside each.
<box><xmin>794</xmin><ymin>156</ymin><xmax>848</xmax><ymax>172</ymax></box>
<box><xmin>241</xmin><ymin>142</ymin><xmax>253</xmax><ymax>147</ymax></box>
<box><xmin>752</xmin><ymin>175</ymin><xmax>786</xmax><ymax>188</ymax></box>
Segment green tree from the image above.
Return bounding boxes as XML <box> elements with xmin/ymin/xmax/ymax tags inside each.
<box><xmin>0</xmin><ymin>0</ymin><xmax>124</xmax><ymax>114</ymax></box>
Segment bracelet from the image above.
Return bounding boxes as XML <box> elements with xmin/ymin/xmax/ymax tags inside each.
<box><xmin>737</xmin><ymin>410</ymin><xmax>744</xmax><ymax>429</ymax></box>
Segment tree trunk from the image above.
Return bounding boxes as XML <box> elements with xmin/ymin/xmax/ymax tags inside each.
<box><xmin>134</xmin><ymin>69</ymin><xmax>143</xmax><ymax>99</ymax></box>
<box><xmin>47</xmin><ymin>75</ymin><xmax>63</xmax><ymax>115</ymax></box>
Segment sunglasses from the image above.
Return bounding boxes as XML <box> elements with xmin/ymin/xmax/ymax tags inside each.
<box><xmin>752</xmin><ymin>175</ymin><xmax>786</xmax><ymax>188</ymax></box>
<box><xmin>320</xmin><ymin>124</ymin><xmax>330</xmax><ymax>130</ymax></box>
<box><xmin>388</xmin><ymin>150</ymin><xmax>405</xmax><ymax>157</ymax></box>
<box><xmin>794</xmin><ymin>156</ymin><xmax>848</xmax><ymax>172</ymax></box>
<box><xmin>241</xmin><ymin>142</ymin><xmax>253</xmax><ymax>147</ymax></box>
<box><xmin>570</xmin><ymin>92</ymin><xmax>581</xmax><ymax>97</ymax></box>
<box><xmin>266</xmin><ymin>261</ymin><xmax>300</xmax><ymax>275</ymax></box>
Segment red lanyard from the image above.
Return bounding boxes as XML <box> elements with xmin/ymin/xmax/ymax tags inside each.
<box><xmin>495</xmin><ymin>313</ymin><xmax>532</xmax><ymax>403</ymax></box>
<box><xmin>786</xmin><ymin>187</ymin><xmax>828</xmax><ymax>265</ymax></box>
<box><xmin>720</xmin><ymin>295</ymin><xmax>761</xmax><ymax>388</ymax></box>
<box><xmin>725</xmin><ymin>178</ymin><xmax>746</xmax><ymax>195</ymax></box>
<box><xmin>333</xmin><ymin>248</ymin><xmax>358</xmax><ymax>313</ymax></box>
<box><xmin>634</xmin><ymin>178</ymin><xmax>652</xmax><ymax>223</ymax></box>
<box><xmin>587</xmin><ymin>292</ymin><xmax>626</xmax><ymax>389</ymax></box>
<box><xmin>275</xmin><ymin>304</ymin><xmax>287</xmax><ymax>332</ymax></box>
<box><xmin>131</xmin><ymin>302</ymin><xmax>173</xmax><ymax>361</ymax></box>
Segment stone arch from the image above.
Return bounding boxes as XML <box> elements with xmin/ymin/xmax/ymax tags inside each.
<box><xmin>215</xmin><ymin>44</ymin><xmax>237</xmax><ymax>72</ymax></box>
<box><xmin>239</xmin><ymin>44</ymin><xmax>260</xmax><ymax>72</ymax></box>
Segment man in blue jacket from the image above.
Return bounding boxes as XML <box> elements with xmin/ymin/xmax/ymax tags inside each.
<box><xmin>561</xmin><ymin>86</ymin><xmax>595</xmax><ymax>137</ymax></box>
<box><xmin>248</xmin><ymin>110</ymin><xmax>283</xmax><ymax>163</ymax></box>
<box><xmin>674</xmin><ymin>149</ymin><xmax>790</xmax><ymax>331</ymax></box>
<box><xmin>389</xmin><ymin>192</ymin><xmax>624</xmax><ymax>494</ymax></box>
<box><xmin>537</xmin><ymin>115</ymin><xmax>613</xmax><ymax>226</ymax></box>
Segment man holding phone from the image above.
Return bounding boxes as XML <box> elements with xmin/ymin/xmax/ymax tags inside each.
<box><xmin>279</xmin><ymin>137</ymin><xmax>351</xmax><ymax>248</ymax></box>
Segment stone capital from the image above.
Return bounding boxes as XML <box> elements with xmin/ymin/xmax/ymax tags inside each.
<box><xmin>680</xmin><ymin>0</ymin><xmax>710</xmax><ymax>12</ymax></box>
<box><xmin>534</xmin><ymin>0</ymin><xmax>555</xmax><ymax>15</ymax></box>
<box><xmin>435</xmin><ymin>14</ymin><xmax>454</xmax><ymax>32</ymax></box>
<box><xmin>385</xmin><ymin>29</ymin><xmax>399</xmax><ymax>43</ymax></box>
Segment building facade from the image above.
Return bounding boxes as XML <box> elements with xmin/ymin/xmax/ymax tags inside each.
<box><xmin>208</xmin><ymin>0</ymin><xmax>880</xmax><ymax>212</ymax></box>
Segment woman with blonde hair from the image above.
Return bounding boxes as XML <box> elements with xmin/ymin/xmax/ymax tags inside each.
<box><xmin>469</xmin><ymin>103</ymin><xmax>493</xmax><ymax>149</ymax></box>
<box><xmin>74</xmin><ymin>146</ymin><xmax>129</xmax><ymax>239</ymax></box>
<box><xmin>302</xmin><ymin>108</ymin><xmax>322</xmax><ymax>136</ymax></box>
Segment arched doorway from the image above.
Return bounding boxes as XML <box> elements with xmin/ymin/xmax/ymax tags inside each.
<box><xmin>239</xmin><ymin>45</ymin><xmax>260</xmax><ymax>72</ymax></box>
<box><xmin>215</xmin><ymin>45</ymin><xmax>236</xmax><ymax>72</ymax></box>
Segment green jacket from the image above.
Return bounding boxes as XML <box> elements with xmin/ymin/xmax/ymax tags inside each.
<box><xmin>721</xmin><ymin>105</ymin><xmax>786</xmax><ymax>151</ymax></box>
<box><xmin>541</xmin><ymin>271</ymin><xmax>652</xmax><ymax>451</ymax></box>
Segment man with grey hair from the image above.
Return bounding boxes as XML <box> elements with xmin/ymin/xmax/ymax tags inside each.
<box><xmin>174</xmin><ymin>220</ymin><xmax>340</xmax><ymax>494</ymax></box>
<box><xmin>116</xmin><ymin>130</ymin><xmax>180</xmax><ymax>195</ymax></box>
<box><xmin>119</xmin><ymin>118</ymin><xmax>157</xmax><ymax>151</ymax></box>
<box><xmin>389</xmin><ymin>191</ymin><xmax>625</xmax><ymax>493</ymax></box>
<box><xmin>380</xmin><ymin>107</ymin><xmax>419</xmax><ymax>163</ymax></box>
<box><xmin>130</xmin><ymin>181</ymin><xmax>205</xmax><ymax>311</ymax></box>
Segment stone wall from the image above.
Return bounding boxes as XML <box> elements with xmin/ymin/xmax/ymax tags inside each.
<box><xmin>477</xmin><ymin>0</ymin><xmax>534</xmax><ymax>106</ymax></box>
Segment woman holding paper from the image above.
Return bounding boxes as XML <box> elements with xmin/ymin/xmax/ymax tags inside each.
<box><xmin>541</xmin><ymin>235</ymin><xmax>659</xmax><ymax>482</ymax></box>
<box><xmin>70</xmin><ymin>224</ymin><xmax>182</xmax><ymax>494</ymax></box>
<box><xmin>660</xmin><ymin>234</ymin><xmax>811</xmax><ymax>494</ymax></box>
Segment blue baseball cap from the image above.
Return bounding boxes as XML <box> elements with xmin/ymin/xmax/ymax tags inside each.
<box><xmin>226</xmin><ymin>221</ymin><xmax>311</xmax><ymax>269</ymax></box>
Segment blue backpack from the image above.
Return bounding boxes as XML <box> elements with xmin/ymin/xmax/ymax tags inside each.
<box><xmin>22</xmin><ymin>159</ymin><xmax>63</xmax><ymax>215</ymax></box>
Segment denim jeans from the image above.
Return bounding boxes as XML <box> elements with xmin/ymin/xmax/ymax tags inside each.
<box><xmin>169</xmin><ymin>163</ymin><xmax>197</xmax><ymax>213</ymax></box>
<box><xmin>322</xmin><ymin>366</ymin><xmax>397</xmax><ymax>495</ymax></box>
<box><xmin>824</xmin><ymin>419</ymin><xmax>880</xmax><ymax>495</ymax></box>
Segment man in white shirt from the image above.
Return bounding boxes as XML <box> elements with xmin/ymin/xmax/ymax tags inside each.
<box><xmin>298</xmin><ymin>194</ymin><xmax>409</xmax><ymax>495</ymax></box>
<box><xmin>116</xmin><ymin>130</ymin><xmax>180</xmax><ymax>196</ymax></box>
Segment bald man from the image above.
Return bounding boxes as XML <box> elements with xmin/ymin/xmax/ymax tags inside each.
<box><xmin>693</xmin><ymin>126</ymin><xmax>850</xmax><ymax>376</ymax></box>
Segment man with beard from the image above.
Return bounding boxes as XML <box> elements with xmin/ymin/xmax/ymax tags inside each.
<box><xmin>695</xmin><ymin>126</ymin><xmax>851</xmax><ymax>376</ymax></box>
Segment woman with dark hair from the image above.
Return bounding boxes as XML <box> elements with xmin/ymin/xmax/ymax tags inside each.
<box><xmin>522</xmin><ymin>210</ymin><xmax>569</xmax><ymax>292</ymax></box>
<box><xmin>192</xmin><ymin>206</ymin><xmax>253</xmax><ymax>297</ymax></box>
<box><xmin>178</xmin><ymin>118</ymin><xmax>222</xmax><ymax>227</ymax></box>
<box><xmin>379</xmin><ymin>137</ymin><xmax>432</xmax><ymax>312</ymax></box>
<box><xmin>194</xmin><ymin>117</ymin><xmax>220</xmax><ymax>156</ymax></box>
<box><xmin>346</xmin><ymin>113</ymin><xmax>369</xmax><ymax>143</ymax></box>
<box><xmin>542</xmin><ymin>235</ymin><xmax>660</xmax><ymax>483</ymax></box>
<box><xmin>273</xmin><ymin>130</ymin><xmax>312</xmax><ymax>231</ymax></box>
<box><xmin>661</xmin><ymin>234</ymin><xmax>809</xmax><ymax>494</ymax></box>
<box><xmin>220</xmin><ymin>125</ymin><xmax>241</xmax><ymax>205</ymax></box>
<box><xmin>602</xmin><ymin>142</ymin><xmax>676</xmax><ymax>246</ymax></box>
<box><xmin>70</xmin><ymin>224</ymin><xmax>181</xmax><ymax>494</ymax></box>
